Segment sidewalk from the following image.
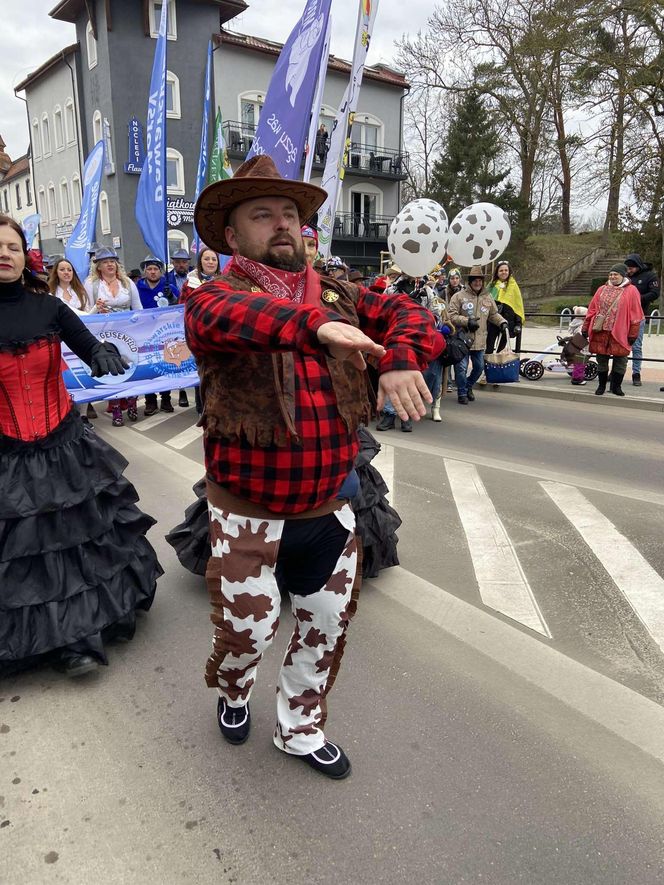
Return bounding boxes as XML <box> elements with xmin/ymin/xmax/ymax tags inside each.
<box><xmin>493</xmin><ymin>326</ymin><xmax>664</xmax><ymax>412</ymax></box>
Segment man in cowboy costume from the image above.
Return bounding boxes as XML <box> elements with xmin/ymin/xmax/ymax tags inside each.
<box><xmin>187</xmin><ymin>155</ymin><xmax>434</xmax><ymax>779</ymax></box>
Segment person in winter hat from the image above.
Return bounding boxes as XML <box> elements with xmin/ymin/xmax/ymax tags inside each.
<box><xmin>623</xmin><ymin>253</ymin><xmax>660</xmax><ymax>386</ymax></box>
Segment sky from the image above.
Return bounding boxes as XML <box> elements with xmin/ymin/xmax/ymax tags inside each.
<box><xmin>0</xmin><ymin>0</ymin><xmax>436</xmax><ymax>160</ymax></box>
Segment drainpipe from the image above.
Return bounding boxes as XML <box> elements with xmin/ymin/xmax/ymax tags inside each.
<box><xmin>398</xmin><ymin>87</ymin><xmax>407</xmax><ymax>210</ymax></box>
<box><xmin>62</xmin><ymin>50</ymin><xmax>84</xmax><ymax>178</ymax></box>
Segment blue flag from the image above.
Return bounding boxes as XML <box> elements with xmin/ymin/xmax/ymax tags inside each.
<box><xmin>246</xmin><ymin>0</ymin><xmax>332</xmax><ymax>178</ymax></box>
<box><xmin>192</xmin><ymin>40</ymin><xmax>213</xmax><ymax>254</ymax></box>
<box><xmin>21</xmin><ymin>213</ymin><xmax>41</xmax><ymax>248</ymax></box>
<box><xmin>136</xmin><ymin>0</ymin><xmax>168</xmax><ymax>262</ymax></box>
<box><xmin>65</xmin><ymin>140</ymin><xmax>105</xmax><ymax>279</ymax></box>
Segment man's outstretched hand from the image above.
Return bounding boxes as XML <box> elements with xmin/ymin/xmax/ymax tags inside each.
<box><xmin>378</xmin><ymin>370</ymin><xmax>432</xmax><ymax>421</ymax></box>
<box><xmin>317</xmin><ymin>321</ymin><xmax>386</xmax><ymax>371</ymax></box>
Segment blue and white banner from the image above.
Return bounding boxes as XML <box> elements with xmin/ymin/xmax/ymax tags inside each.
<box><xmin>21</xmin><ymin>213</ymin><xmax>41</xmax><ymax>248</ymax></box>
<box><xmin>303</xmin><ymin>14</ymin><xmax>332</xmax><ymax>183</ymax></box>
<box><xmin>246</xmin><ymin>0</ymin><xmax>332</xmax><ymax>178</ymax></box>
<box><xmin>64</xmin><ymin>140</ymin><xmax>105</xmax><ymax>279</ymax></box>
<box><xmin>136</xmin><ymin>0</ymin><xmax>168</xmax><ymax>263</ymax></box>
<box><xmin>62</xmin><ymin>306</ymin><xmax>198</xmax><ymax>404</ymax></box>
<box><xmin>192</xmin><ymin>40</ymin><xmax>213</xmax><ymax>254</ymax></box>
<box><xmin>124</xmin><ymin>116</ymin><xmax>145</xmax><ymax>174</ymax></box>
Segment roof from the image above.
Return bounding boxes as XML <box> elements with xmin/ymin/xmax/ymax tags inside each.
<box><xmin>50</xmin><ymin>0</ymin><xmax>247</xmax><ymax>24</ymax></box>
<box><xmin>14</xmin><ymin>43</ymin><xmax>79</xmax><ymax>93</ymax></box>
<box><xmin>1</xmin><ymin>155</ymin><xmax>30</xmax><ymax>183</ymax></box>
<box><xmin>215</xmin><ymin>30</ymin><xmax>409</xmax><ymax>89</ymax></box>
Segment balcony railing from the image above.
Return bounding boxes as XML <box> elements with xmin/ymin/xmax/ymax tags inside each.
<box><xmin>221</xmin><ymin>122</ymin><xmax>409</xmax><ymax>178</ymax></box>
<box><xmin>332</xmin><ymin>213</ymin><xmax>394</xmax><ymax>240</ymax></box>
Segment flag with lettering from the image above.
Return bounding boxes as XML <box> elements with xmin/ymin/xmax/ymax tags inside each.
<box><xmin>245</xmin><ymin>0</ymin><xmax>333</xmax><ymax>178</ymax></box>
<box><xmin>208</xmin><ymin>108</ymin><xmax>233</xmax><ymax>183</ymax></box>
<box><xmin>192</xmin><ymin>40</ymin><xmax>213</xmax><ymax>253</ymax></box>
<box><xmin>64</xmin><ymin>140</ymin><xmax>105</xmax><ymax>279</ymax></box>
<box><xmin>135</xmin><ymin>0</ymin><xmax>168</xmax><ymax>262</ymax></box>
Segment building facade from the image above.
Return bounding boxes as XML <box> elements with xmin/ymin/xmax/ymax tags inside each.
<box><xmin>17</xmin><ymin>0</ymin><xmax>409</xmax><ymax>271</ymax></box>
<box><xmin>0</xmin><ymin>140</ymin><xmax>35</xmax><ymax>234</ymax></box>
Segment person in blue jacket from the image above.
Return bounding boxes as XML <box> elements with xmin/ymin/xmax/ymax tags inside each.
<box><xmin>136</xmin><ymin>255</ymin><xmax>169</xmax><ymax>309</ymax></box>
<box><xmin>166</xmin><ymin>249</ymin><xmax>191</xmax><ymax>298</ymax></box>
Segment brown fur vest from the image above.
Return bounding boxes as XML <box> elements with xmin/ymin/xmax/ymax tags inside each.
<box><xmin>198</xmin><ymin>271</ymin><xmax>373</xmax><ymax>447</ymax></box>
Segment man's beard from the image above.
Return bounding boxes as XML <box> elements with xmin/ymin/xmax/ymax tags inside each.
<box><xmin>237</xmin><ymin>236</ymin><xmax>306</xmax><ymax>272</ymax></box>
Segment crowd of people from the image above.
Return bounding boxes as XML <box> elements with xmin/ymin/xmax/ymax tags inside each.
<box><xmin>1</xmin><ymin>150</ymin><xmax>660</xmax><ymax>780</ymax></box>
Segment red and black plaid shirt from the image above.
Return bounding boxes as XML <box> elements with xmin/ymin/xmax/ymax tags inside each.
<box><xmin>185</xmin><ymin>269</ymin><xmax>434</xmax><ymax>514</ymax></box>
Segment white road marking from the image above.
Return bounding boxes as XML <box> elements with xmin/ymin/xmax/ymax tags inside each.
<box><xmin>100</xmin><ymin>424</ymin><xmax>203</xmax><ymax>484</ymax></box>
<box><xmin>166</xmin><ymin>424</ymin><xmax>203</xmax><ymax>450</ymax></box>
<box><xmin>372</xmin><ymin>443</ymin><xmax>395</xmax><ymax>506</ymax></box>
<box><xmin>134</xmin><ymin>406</ymin><xmax>193</xmax><ymax>432</ymax></box>
<box><xmin>542</xmin><ymin>481</ymin><xmax>664</xmax><ymax>655</ymax></box>
<box><xmin>444</xmin><ymin>459</ymin><xmax>552</xmax><ymax>637</ymax></box>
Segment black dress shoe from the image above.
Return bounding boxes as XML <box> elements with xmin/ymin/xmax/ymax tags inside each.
<box><xmin>53</xmin><ymin>652</ymin><xmax>99</xmax><ymax>677</ymax></box>
<box><xmin>466</xmin><ymin>389</ymin><xmax>475</xmax><ymax>401</ymax></box>
<box><xmin>217</xmin><ymin>698</ymin><xmax>251</xmax><ymax>744</ymax></box>
<box><xmin>298</xmin><ymin>741</ymin><xmax>351</xmax><ymax>779</ymax></box>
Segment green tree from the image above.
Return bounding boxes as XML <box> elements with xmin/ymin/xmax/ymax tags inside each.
<box><xmin>427</xmin><ymin>90</ymin><xmax>509</xmax><ymax>220</ymax></box>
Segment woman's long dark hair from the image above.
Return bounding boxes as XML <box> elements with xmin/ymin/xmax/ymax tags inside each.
<box><xmin>0</xmin><ymin>214</ymin><xmax>49</xmax><ymax>294</ymax></box>
<box><xmin>196</xmin><ymin>248</ymin><xmax>220</xmax><ymax>279</ymax></box>
<box><xmin>48</xmin><ymin>259</ymin><xmax>90</xmax><ymax>311</ymax></box>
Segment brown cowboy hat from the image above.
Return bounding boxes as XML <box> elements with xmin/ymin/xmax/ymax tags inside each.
<box><xmin>194</xmin><ymin>155</ymin><xmax>327</xmax><ymax>255</ymax></box>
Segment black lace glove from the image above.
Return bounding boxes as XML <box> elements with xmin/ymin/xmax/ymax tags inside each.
<box><xmin>90</xmin><ymin>342</ymin><xmax>131</xmax><ymax>377</ymax></box>
<box><xmin>467</xmin><ymin>318</ymin><xmax>480</xmax><ymax>332</ymax></box>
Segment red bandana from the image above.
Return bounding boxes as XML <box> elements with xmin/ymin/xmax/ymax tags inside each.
<box><xmin>228</xmin><ymin>254</ymin><xmax>322</xmax><ymax>306</ymax></box>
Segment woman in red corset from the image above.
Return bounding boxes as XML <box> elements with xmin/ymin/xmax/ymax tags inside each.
<box><xmin>0</xmin><ymin>216</ymin><xmax>162</xmax><ymax>678</ymax></box>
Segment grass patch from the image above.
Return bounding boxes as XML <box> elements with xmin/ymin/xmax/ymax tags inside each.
<box><xmin>511</xmin><ymin>232</ymin><xmax>619</xmax><ymax>285</ymax></box>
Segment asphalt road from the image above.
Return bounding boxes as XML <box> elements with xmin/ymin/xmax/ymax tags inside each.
<box><xmin>2</xmin><ymin>390</ymin><xmax>664</xmax><ymax>884</ymax></box>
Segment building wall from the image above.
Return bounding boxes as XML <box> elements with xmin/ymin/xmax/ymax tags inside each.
<box><xmin>24</xmin><ymin>61</ymin><xmax>82</xmax><ymax>258</ymax></box>
<box><xmin>75</xmin><ymin>0</ymin><xmax>219</xmax><ymax>270</ymax></box>
<box><xmin>1</xmin><ymin>163</ymin><xmax>35</xmax><ymax>231</ymax></box>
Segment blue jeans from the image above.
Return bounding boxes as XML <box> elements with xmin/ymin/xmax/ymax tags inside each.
<box><xmin>456</xmin><ymin>350</ymin><xmax>485</xmax><ymax>396</ymax></box>
<box><xmin>423</xmin><ymin>358</ymin><xmax>444</xmax><ymax>401</ymax></box>
<box><xmin>630</xmin><ymin>318</ymin><xmax>646</xmax><ymax>374</ymax></box>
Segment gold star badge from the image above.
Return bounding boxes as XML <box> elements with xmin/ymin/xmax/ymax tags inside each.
<box><xmin>322</xmin><ymin>289</ymin><xmax>339</xmax><ymax>303</ymax></box>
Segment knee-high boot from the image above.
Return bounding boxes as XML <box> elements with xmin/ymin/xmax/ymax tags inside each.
<box><xmin>432</xmin><ymin>395</ymin><xmax>442</xmax><ymax>422</ymax></box>
<box><xmin>609</xmin><ymin>371</ymin><xmax>625</xmax><ymax>396</ymax></box>
<box><xmin>595</xmin><ymin>371</ymin><xmax>608</xmax><ymax>395</ymax></box>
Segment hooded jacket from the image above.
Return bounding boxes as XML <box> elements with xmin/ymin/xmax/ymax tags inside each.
<box><xmin>624</xmin><ymin>254</ymin><xmax>660</xmax><ymax>311</ymax></box>
<box><xmin>448</xmin><ymin>284</ymin><xmax>506</xmax><ymax>350</ymax></box>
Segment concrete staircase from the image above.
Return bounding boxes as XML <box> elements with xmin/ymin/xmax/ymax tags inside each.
<box><xmin>554</xmin><ymin>254</ymin><xmax>625</xmax><ymax>301</ymax></box>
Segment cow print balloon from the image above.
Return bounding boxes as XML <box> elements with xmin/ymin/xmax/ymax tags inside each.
<box><xmin>388</xmin><ymin>199</ymin><xmax>449</xmax><ymax>277</ymax></box>
<box><xmin>446</xmin><ymin>202</ymin><xmax>511</xmax><ymax>267</ymax></box>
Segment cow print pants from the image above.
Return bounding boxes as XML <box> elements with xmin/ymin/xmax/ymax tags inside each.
<box><xmin>205</xmin><ymin>501</ymin><xmax>358</xmax><ymax>755</ymax></box>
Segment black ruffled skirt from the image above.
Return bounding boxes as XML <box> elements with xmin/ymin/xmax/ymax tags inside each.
<box><xmin>0</xmin><ymin>411</ymin><xmax>163</xmax><ymax>674</ymax></box>
<box><xmin>165</xmin><ymin>426</ymin><xmax>401</xmax><ymax>580</ymax></box>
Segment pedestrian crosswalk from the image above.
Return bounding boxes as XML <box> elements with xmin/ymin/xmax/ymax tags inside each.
<box><xmin>99</xmin><ymin>406</ymin><xmax>664</xmax><ymax>700</ymax></box>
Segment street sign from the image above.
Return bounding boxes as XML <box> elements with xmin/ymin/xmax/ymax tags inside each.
<box><xmin>55</xmin><ymin>222</ymin><xmax>74</xmax><ymax>240</ymax></box>
<box><xmin>124</xmin><ymin>117</ymin><xmax>145</xmax><ymax>174</ymax></box>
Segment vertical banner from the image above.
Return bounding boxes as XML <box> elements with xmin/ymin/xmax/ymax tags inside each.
<box><xmin>208</xmin><ymin>107</ymin><xmax>233</xmax><ymax>183</ymax></box>
<box><xmin>21</xmin><ymin>213</ymin><xmax>41</xmax><ymax>248</ymax></box>
<box><xmin>303</xmin><ymin>14</ymin><xmax>332</xmax><ymax>183</ymax></box>
<box><xmin>317</xmin><ymin>0</ymin><xmax>379</xmax><ymax>258</ymax></box>
<box><xmin>135</xmin><ymin>0</ymin><xmax>168</xmax><ymax>263</ymax></box>
<box><xmin>245</xmin><ymin>0</ymin><xmax>333</xmax><ymax>179</ymax></box>
<box><xmin>192</xmin><ymin>40</ymin><xmax>213</xmax><ymax>254</ymax></box>
<box><xmin>64</xmin><ymin>140</ymin><xmax>105</xmax><ymax>279</ymax></box>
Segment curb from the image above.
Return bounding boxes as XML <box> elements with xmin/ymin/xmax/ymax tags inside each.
<box><xmin>483</xmin><ymin>381</ymin><xmax>664</xmax><ymax>412</ymax></box>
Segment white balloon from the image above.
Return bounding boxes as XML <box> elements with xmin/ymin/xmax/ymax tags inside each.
<box><xmin>388</xmin><ymin>199</ymin><xmax>449</xmax><ymax>277</ymax></box>
<box><xmin>446</xmin><ymin>202</ymin><xmax>511</xmax><ymax>267</ymax></box>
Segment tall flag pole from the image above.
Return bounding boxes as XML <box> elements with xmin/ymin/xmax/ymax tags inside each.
<box><xmin>317</xmin><ymin>0</ymin><xmax>379</xmax><ymax>258</ymax></box>
<box><xmin>245</xmin><ymin>0</ymin><xmax>333</xmax><ymax>179</ymax></box>
<box><xmin>65</xmin><ymin>140</ymin><xmax>105</xmax><ymax>279</ymax></box>
<box><xmin>303</xmin><ymin>14</ymin><xmax>332</xmax><ymax>183</ymax></box>
<box><xmin>192</xmin><ymin>40</ymin><xmax>213</xmax><ymax>254</ymax></box>
<box><xmin>135</xmin><ymin>0</ymin><xmax>168</xmax><ymax>263</ymax></box>
<box><xmin>208</xmin><ymin>107</ymin><xmax>233</xmax><ymax>183</ymax></box>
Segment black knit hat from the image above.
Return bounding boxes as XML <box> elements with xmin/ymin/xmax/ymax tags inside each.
<box><xmin>609</xmin><ymin>263</ymin><xmax>628</xmax><ymax>277</ymax></box>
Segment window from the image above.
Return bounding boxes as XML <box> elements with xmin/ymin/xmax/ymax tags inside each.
<box><xmin>71</xmin><ymin>175</ymin><xmax>81</xmax><ymax>216</ymax></box>
<box><xmin>347</xmin><ymin>183</ymin><xmax>383</xmax><ymax>229</ymax></box>
<box><xmin>65</xmin><ymin>100</ymin><xmax>76</xmax><ymax>144</ymax></box>
<box><xmin>99</xmin><ymin>191</ymin><xmax>110</xmax><ymax>234</ymax></box>
<box><xmin>54</xmin><ymin>106</ymin><xmax>64</xmax><ymax>150</ymax></box>
<box><xmin>92</xmin><ymin>110</ymin><xmax>103</xmax><ymax>146</ymax></box>
<box><xmin>15</xmin><ymin>184</ymin><xmax>21</xmax><ymax>210</ymax></box>
<box><xmin>38</xmin><ymin>186</ymin><xmax>47</xmax><ymax>222</ymax></box>
<box><xmin>168</xmin><ymin>230</ymin><xmax>188</xmax><ymax>258</ymax></box>
<box><xmin>350</xmin><ymin>115</ymin><xmax>383</xmax><ymax>149</ymax></box>
<box><xmin>42</xmin><ymin>113</ymin><xmax>51</xmax><ymax>155</ymax></box>
<box><xmin>48</xmin><ymin>183</ymin><xmax>57</xmax><ymax>222</ymax></box>
<box><xmin>239</xmin><ymin>94</ymin><xmax>264</xmax><ymax>134</ymax></box>
<box><xmin>166</xmin><ymin>148</ymin><xmax>185</xmax><ymax>195</ymax></box>
<box><xmin>32</xmin><ymin>118</ymin><xmax>41</xmax><ymax>160</ymax></box>
<box><xmin>166</xmin><ymin>71</ymin><xmax>181</xmax><ymax>119</ymax></box>
<box><xmin>86</xmin><ymin>20</ymin><xmax>97</xmax><ymax>69</ymax></box>
<box><xmin>60</xmin><ymin>179</ymin><xmax>70</xmax><ymax>218</ymax></box>
<box><xmin>2</xmin><ymin>190</ymin><xmax>8</xmax><ymax>213</ymax></box>
<box><xmin>26</xmin><ymin>178</ymin><xmax>32</xmax><ymax>206</ymax></box>
<box><xmin>150</xmin><ymin>0</ymin><xmax>177</xmax><ymax>40</ymax></box>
